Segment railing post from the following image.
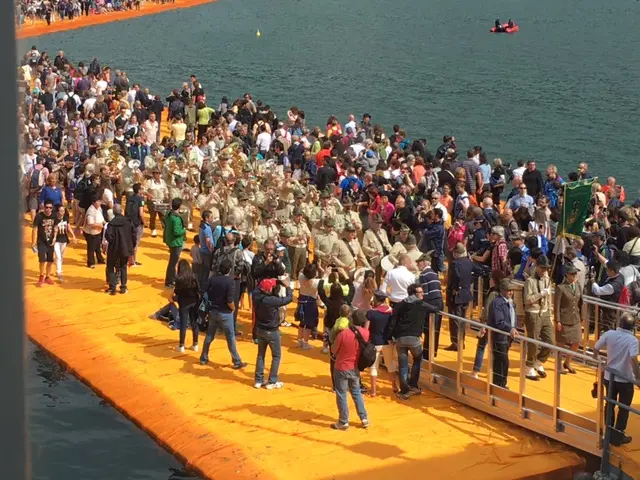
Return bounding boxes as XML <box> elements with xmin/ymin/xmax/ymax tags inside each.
<box><xmin>428</xmin><ymin>313</ymin><xmax>435</xmax><ymax>382</ymax></box>
<box><xmin>553</xmin><ymin>350</ymin><xmax>561</xmax><ymax>432</ymax></box>
<box><xmin>519</xmin><ymin>337</ymin><xmax>526</xmax><ymax>418</ymax></box>
<box><xmin>477</xmin><ymin>276</ymin><xmax>484</xmax><ymax>318</ymax></box>
<box><xmin>595</xmin><ymin>361</ymin><xmax>604</xmax><ymax>449</ymax></box>
<box><xmin>594</xmin><ymin>305</ymin><xmax>600</xmax><ymax>343</ymax></box>
<box><xmin>582</xmin><ymin>301</ymin><xmax>589</xmax><ymax>353</ymax></box>
<box><xmin>457</xmin><ymin>316</ymin><xmax>464</xmax><ymax>395</ymax></box>
<box><xmin>601</xmin><ymin>372</ymin><xmax>615</xmax><ymax>475</ymax></box>
<box><xmin>486</xmin><ymin>329</ymin><xmax>493</xmax><ymax>401</ymax></box>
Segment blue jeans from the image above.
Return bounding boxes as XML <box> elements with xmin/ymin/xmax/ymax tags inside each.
<box><xmin>396</xmin><ymin>336</ymin><xmax>422</xmax><ymax>394</ymax></box>
<box><xmin>154</xmin><ymin>303</ymin><xmax>179</xmax><ymax>323</ymax></box>
<box><xmin>473</xmin><ymin>333</ymin><xmax>488</xmax><ymax>373</ymax></box>
<box><xmin>334</xmin><ymin>369</ymin><xmax>368</xmax><ymax>425</ymax></box>
<box><xmin>165</xmin><ymin>246</ymin><xmax>181</xmax><ymax>286</ymax></box>
<box><xmin>200</xmin><ymin>310</ymin><xmax>242</xmax><ymax>366</ymax></box>
<box><xmin>178</xmin><ymin>303</ymin><xmax>199</xmax><ymax>347</ymax></box>
<box><xmin>255</xmin><ymin>328</ymin><xmax>281</xmax><ymax>384</ymax></box>
<box><xmin>199</xmin><ymin>252</ymin><xmax>211</xmax><ymax>292</ymax></box>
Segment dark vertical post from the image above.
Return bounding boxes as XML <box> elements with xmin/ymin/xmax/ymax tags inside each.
<box><xmin>1</xmin><ymin>6</ymin><xmax>27</xmax><ymax>480</ymax></box>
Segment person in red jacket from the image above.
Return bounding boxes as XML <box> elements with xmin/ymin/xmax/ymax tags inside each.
<box><xmin>331</xmin><ymin>310</ymin><xmax>369</xmax><ymax>430</ymax></box>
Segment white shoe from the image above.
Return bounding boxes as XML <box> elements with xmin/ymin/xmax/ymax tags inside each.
<box><xmin>301</xmin><ymin>343</ymin><xmax>313</xmax><ymax>350</ymax></box>
<box><xmin>265</xmin><ymin>382</ymin><xmax>284</xmax><ymax>390</ymax></box>
<box><xmin>151</xmin><ymin>229</ymin><xmax>158</xmax><ymax>237</ymax></box>
<box><xmin>321</xmin><ymin>346</ymin><xmax>329</xmax><ymax>354</ymax></box>
<box><xmin>525</xmin><ymin>367</ymin><xmax>539</xmax><ymax>380</ymax></box>
<box><xmin>188</xmin><ymin>222</ymin><xmax>193</xmax><ymax>230</ymax></box>
<box><xmin>297</xmin><ymin>339</ymin><xmax>304</xmax><ymax>348</ymax></box>
<box><xmin>190</xmin><ymin>344</ymin><xmax>199</xmax><ymax>352</ymax></box>
<box><xmin>254</xmin><ymin>382</ymin><xmax>263</xmax><ymax>389</ymax></box>
<box><xmin>472</xmin><ymin>372</ymin><xmax>479</xmax><ymax>379</ymax></box>
<box><xmin>176</xmin><ymin>346</ymin><xmax>185</xmax><ymax>353</ymax></box>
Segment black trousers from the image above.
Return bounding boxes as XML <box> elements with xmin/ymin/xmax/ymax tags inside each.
<box><xmin>492</xmin><ymin>341</ymin><xmax>510</xmax><ymax>388</ymax></box>
<box><xmin>165</xmin><ymin>246</ymin><xmax>181</xmax><ymax>286</ymax></box>
<box><xmin>448</xmin><ymin>304</ymin><xmax>467</xmax><ymax>347</ymax></box>
<box><xmin>604</xmin><ymin>379</ymin><xmax>635</xmax><ymax>440</ymax></box>
<box><xmin>84</xmin><ymin>232</ymin><xmax>104</xmax><ymax>267</ymax></box>
<box><xmin>106</xmin><ymin>255</ymin><xmax>128</xmax><ymax>291</ymax></box>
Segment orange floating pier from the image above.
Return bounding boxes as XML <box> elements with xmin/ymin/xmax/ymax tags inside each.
<box><xmin>16</xmin><ymin>0</ymin><xmax>215</xmax><ymax>39</ymax></box>
<box><xmin>23</xmin><ymin>219</ymin><xmax>587</xmax><ymax>480</ymax></box>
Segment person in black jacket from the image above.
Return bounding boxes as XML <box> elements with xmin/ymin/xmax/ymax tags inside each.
<box><xmin>487</xmin><ymin>279</ymin><xmax>519</xmax><ymax>388</ymax></box>
<box><xmin>104</xmin><ymin>204</ymin><xmax>136</xmax><ymax>295</ymax></box>
<box><xmin>522</xmin><ymin>160</ymin><xmax>543</xmax><ymax>198</ymax></box>
<box><xmin>386</xmin><ymin>283</ymin><xmax>439</xmax><ymax>400</ymax></box>
<box><xmin>251</xmin><ymin>239</ymin><xmax>286</xmax><ymax>283</ymax></box>
<box><xmin>173</xmin><ymin>259</ymin><xmax>201</xmax><ymax>353</ymax></box>
<box><xmin>445</xmin><ymin>242</ymin><xmax>474</xmax><ymax>352</ymax></box>
<box><xmin>252</xmin><ymin>277</ymin><xmax>294</xmax><ymax>389</ymax></box>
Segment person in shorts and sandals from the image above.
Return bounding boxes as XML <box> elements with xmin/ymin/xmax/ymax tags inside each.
<box><xmin>31</xmin><ymin>199</ymin><xmax>56</xmax><ymax>286</ymax></box>
<box><xmin>366</xmin><ymin>290</ymin><xmax>398</xmax><ymax>396</ymax></box>
<box><xmin>296</xmin><ymin>263</ymin><xmax>321</xmax><ymax>349</ymax></box>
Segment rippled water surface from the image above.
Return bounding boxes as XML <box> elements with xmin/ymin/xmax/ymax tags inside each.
<box><xmin>27</xmin><ymin>342</ymin><xmax>199</xmax><ymax>480</ymax></box>
<box><xmin>25</xmin><ymin>0</ymin><xmax>640</xmax><ymax>187</ymax></box>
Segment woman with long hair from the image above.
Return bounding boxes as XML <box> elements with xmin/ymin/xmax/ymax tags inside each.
<box><xmin>174</xmin><ymin>259</ymin><xmax>200</xmax><ymax>353</ymax></box>
<box><xmin>351</xmin><ymin>270</ymin><xmax>377</xmax><ymax>311</ymax></box>
<box><xmin>296</xmin><ymin>263</ymin><xmax>321</xmax><ymax>349</ymax></box>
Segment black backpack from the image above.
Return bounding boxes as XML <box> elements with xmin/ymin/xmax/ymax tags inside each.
<box><xmin>349</xmin><ymin>326</ymin><xmax>376</xmax><ymax>371</ymax></box>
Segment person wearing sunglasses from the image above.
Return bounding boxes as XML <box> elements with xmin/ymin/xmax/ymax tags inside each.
<box><xmin>31</xmin><ymin>199</ymin><xmax>56</xmax><ymax>287</ymax></box>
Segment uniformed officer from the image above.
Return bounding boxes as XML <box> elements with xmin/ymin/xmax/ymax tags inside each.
<box><xmin>310</xmin><ymin>190</ymin><xmax>339</xmax><ymax>230</ymax></box>
<box><xmin>335</xmin><ymin>197</ymin><xmax>363</xmax><ymax>235</ymax></box>
<box><xmin>255</xmin><ymin>211</ymin><xmax>280</xmax><ymax>250</ymax></box>
<box><xmin>362</xmin><ymin>214</ymin><xmax>393</xmax><ymax>284</ymax></box>
<box><xmin>287</xmin><ymin>207</ymin><xmax>311</xmax><ymax>285</ymax></box>
<box><xmin>314</xmin><ymin>218</ymin><xmax>339</xmax><ymax>270</ymax></box>
<box><xmin>331</xmin><ymin>223</ymin><xmax>371</xmax><ymax>279</ymax></box>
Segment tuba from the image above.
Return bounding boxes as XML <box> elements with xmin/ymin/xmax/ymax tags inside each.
<box><xmin>219</xmin><ymin>142</ymin><xmax>244</xmax><ymax>178</ymax></box>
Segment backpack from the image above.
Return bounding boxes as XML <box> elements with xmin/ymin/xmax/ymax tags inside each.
<box><xmin>619</xmin><ymin>285</ymin><xmax>631</xmax><ymax>306</ymax></box>
<box><xmin>341</xmin><ymin>177</ymin><xmax>360</xmax><ymax>200</ymax></box>
<box><xmin>214</xmin><ymin>226</ymin><xmax>228</xmax><ymax>250</ymax></box>
<box><xmin>29</xmin><ymin>168</ymin><xmax>45</xmax><ymax>190</ymax></box>
<box><xmin>349</xmin><ymin>326</ymin><xmax>376</xmax><ymax>371</ymax></box>
<box><xmin>125</xmin><ymin>195</ymin><xmax>143</xmax><ymax>226</ymax></box>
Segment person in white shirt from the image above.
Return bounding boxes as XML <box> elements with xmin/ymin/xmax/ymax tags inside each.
<box><xmin>512</xmin><ymin>160</ymin><xmax>526</xmax><ymax>179</ymax></box>
<box><xmin>82</xmin><ymin>194</ymin><xmax>106</xmax><ymax>268</ymax></box>
<box><xmin>594</xmin><ymin>313</ymin><xmax>640</xmax><ymax>446</ymax></box>
<box><xmin>256</xmin><ymin>124</ymin><xmax>272</xmax><ymax>155</ymax></box>
<box><xmin>344</xmin><ymin>114</ymin><xmax>357</xmax><ymax>134</ymax></box>
<box><xmin>144</xmin><ymin>169</ymin><xmax>169</xmax><ymax>237</ymax></box>
<box><xmin>431</xmin><ymin>191</ymin><xmax>450</xmax><ymax>226</ymax></box>
<box><xmin>380</xmin><ymin>254</ymin><xmax>416</xmax><ymax>306</ymax></box>
<box><xmin>143</xmin><ymin>113</ymin><xmax>159</xmax><ymax>145</ymax></box>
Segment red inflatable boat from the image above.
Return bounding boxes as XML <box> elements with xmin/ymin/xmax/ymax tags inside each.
<box><xmin>490</xmin><ymin>24</ymin><xmax>519</xmax><ymax>33</ymax></box>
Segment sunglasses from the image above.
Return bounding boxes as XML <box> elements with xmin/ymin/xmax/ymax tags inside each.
<box><xmin>44</xmin><ymin>206</ymin><xmax>53</xmax><ymax>209</ymax></box>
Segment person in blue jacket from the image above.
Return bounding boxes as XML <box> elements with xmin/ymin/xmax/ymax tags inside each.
<box><xmin>487</xmin><ymin>278</ymin><xmax>519</xmax><ymax>388</ymax></box>
<box><xmin>418</xmin><ymin>209</ymin><xmax>445</xmax><ymax>272</ymax></box>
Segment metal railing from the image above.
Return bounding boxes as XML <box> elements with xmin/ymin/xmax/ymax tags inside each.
<box><xmin>598</xmin><ymin>367</ymin><xmax>640</xmax><ymax>480</ymax></box>
<box><xmin>420</xmin><ymin>310</ymin><xmax>606</xmax><ymax>456</ymax></box>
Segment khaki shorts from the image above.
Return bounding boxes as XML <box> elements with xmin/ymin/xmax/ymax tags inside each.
<box><xmin>371</xmin><ymin>344</ymin><xmax>398</xmax><ymax>376</ymax></box>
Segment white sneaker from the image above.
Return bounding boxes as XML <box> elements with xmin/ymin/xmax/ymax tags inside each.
<box><xmin>188</xmin><ymin>222</ymin><xmax>193</xmax><ymax>230</ymax></box>
<box><xmin>254</xmin><ymin>382</ymin><xmax>263</xmax><ymax>389</ymax></box>
<box><xmin>190</xmin><ymin>344</ymin><xmax>199</xmax><ymax>352</ymax></box>
<box><xmin>321</xmin><ymin>346</ymin><xmax>329</xmax><ymax>354</ymax></box>
<box><xmin>265</xmin><ymin>382</ymin><xmax>284</xmax><ymax>390</ymax></box>
<box><xmin>301</xmin><ymin>343</ymin><xmax>313</xmax><ymax>350</ymax></box>
<box><xmin>151</xmin><ymin>229</ymin><xmax>158</xmax><ymax>237</ymax></box>
<box><xmin>525</xmin><ymin>367</ymin><xmax>539</xmax><ymax>380</ymax></box>
<box><xmin>472</xmin><ymin>372</ymin><xmax>479</xmax><ymax>379</ymax></box>
<box><xmin>297</xmin><ymin>339</ymin><xmax>304</xmax><ymax>348</ymax></box>
<box><xmin>176</xmin><ymin>346</ymin><xmax>185</xmax><ymax>353</ymax></box>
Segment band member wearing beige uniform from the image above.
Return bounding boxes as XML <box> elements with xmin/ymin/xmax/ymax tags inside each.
<box><xmin>362</xmin><ymin>214</ymin><xmax>392</xmax><ymax>284</ymax></box>
<box><xmin>287</xmin><ymin>208</ymin><xmax>311</xmax><ymax>285</ymax></box>
<box><xmin>331</xmin><ymin>223</ymin><xmax>371</xmax><ymax>278</ymax></box>
<box><xmin>314</xmin><ymin>218</ymin><xmax>339</xmax><ymax>270</ymax></box>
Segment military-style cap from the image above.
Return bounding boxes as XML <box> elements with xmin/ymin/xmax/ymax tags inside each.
<box><xmin>302</xmin><ymin>172</ymin><xmax>311</xmax><ymax>180</ymax></box>
<box><xmin>294</xmin><ymin>191</ymin><xmax>305</xmax><ymax>199</ymax></box>
<box><xmin>344</xmin><ymin>223</ymin><xmax>356</xmax><ymax>232</ymax></box>
<box><xmin>280</xmin><ymin>226</ymin><xmax>293</xmax><ymax>237</ymax></box>
<box><xmin>324</xmin><ymin>218</ymin><xmax>335</xmax><ymax>228</ymax></box>
<box><xmin>399</xmin><ymin>223</ymin><xmax>411</xmax><ymax>233</ymax></box>
<box><xmin>405</xmin><ymin>234</ymin><xmax>417</xmax><ymax>246</ymax></box>
<box><xmin>237</xmin><ymin>193</ymin><xmax>249</xmax><ymax>201</ymax></box>
<box><xmin>320</xmin><ymin>190</ymin><xmax>331</xmax><ymax>199</ymax></box>
<box><xmin>242</xmin><ymin>164</ymin><xmax>252</xmax><ymax>173</ymax></box>
<box><xmin>372</xmin><ymin>214</ymin><xmax>384</xmax><ymax>224</ymax></box>
<box><xmin>261</xmin><ymin>210</ymin><xmax>273</xmax><ymax>219</ymax></box>
<box><xmin>342</xmin><ymin>197</ymin><xmax>353</xmax><ymax>207</ymax></box>
<box><xmin>267</xmin><ymin>199</ymin><xmax>278</xmax><ymax>208</ymax></box>
<box><xmin>293</xmin><ymin>207</ymin><xmax>303</xmax><ymax>216</ymax></box>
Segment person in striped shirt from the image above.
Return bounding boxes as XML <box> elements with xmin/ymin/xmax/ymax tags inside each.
<box><xmin>417</xmin><ymin>253</ymin><xmax>443</xmax><ymax>360</ymax></box>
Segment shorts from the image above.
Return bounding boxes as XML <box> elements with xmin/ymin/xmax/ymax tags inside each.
<box><xmin>370</xmin><ymin>344</ymin><xmax>398</xmax><ymax>376</ymax></box>
<box><xmin>38</xmin><ymin>243</ymin><xmax>54</xmax><ymax>263</ymax></box>
<box><xmin>27</xmin><ymin>194</ymin><xmax>39</xmax><ymax>211</ymax></box>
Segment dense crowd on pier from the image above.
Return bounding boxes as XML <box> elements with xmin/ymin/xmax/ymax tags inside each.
<box><xmin>15</xmin><ymin>0</ymin><xmax>172</xmax><ymax>26</ymax></box>
<box><xmin>18</xmin><ymin>47</ymin><xmax>640</xmax><ymax>446</ymax></box>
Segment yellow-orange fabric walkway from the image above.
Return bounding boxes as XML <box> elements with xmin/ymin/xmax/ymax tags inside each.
<box><xmin>23</xmin><ymin>220</ymin><xmax>586</xmax><ymax>479</ymax></box>
<box><xmin>15</xmin><ymin>0</ymin><xmax>215</xmax><ymax>40</ymax></box>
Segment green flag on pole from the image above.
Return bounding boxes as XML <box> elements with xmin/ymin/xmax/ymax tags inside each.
<box><xmin>559</xmin><ymin>178</ymin><xmax>596</xmax><ymax>238</ymax></box>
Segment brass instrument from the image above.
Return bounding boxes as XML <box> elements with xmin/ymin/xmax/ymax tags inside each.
<box><xmin>218</xmin><ymin>142</ymin><xmax>245</xmax><ymax>179</ymax></box>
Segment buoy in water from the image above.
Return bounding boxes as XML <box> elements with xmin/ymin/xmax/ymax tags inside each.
<box><xmin>256</xmin><ymin>30</ymin><xmax>261</xmax><ymax>37</ymax></box>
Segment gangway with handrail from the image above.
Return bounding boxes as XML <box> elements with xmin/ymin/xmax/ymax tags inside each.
<box><xmin>416</xmin><ymin>279</ymin><xmax>640</xmax><ymax>479</ymax></box>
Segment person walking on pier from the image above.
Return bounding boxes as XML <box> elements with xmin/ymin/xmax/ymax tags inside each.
<box><xmin>594</xmin><ymin>312</ymin><xmax>640</xmax><ymax>446</ymax></box>
<box><xmin>253</xmin><ymin>278</ymin><xmax>294</xmax><ymax>389</ymax></box>
<box><xmin>164</xmin><ymin>198</ymin><xmax>186</xmax><ymax>288</ymax></box>
<box><xmin>104</xmin><ymin>204</ymin><xmax>136</xmax><ymax>295</ymax></box>
<box><xmin>487</xmin><ymin>279</ymin><xmax>519</xmax><ymax>388</ymax></box>
<box><xmin>200</xmin><ymin>258</ymin><xmax>246</xmax><ymax>368</ymax></box>
<box><xmin>523</xmin><ymin>255</ymin><xmax>554</xmax><ymax>381</ymax></box>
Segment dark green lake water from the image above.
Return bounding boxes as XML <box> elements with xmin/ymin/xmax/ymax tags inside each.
<box><xmin>27</xmin><ymin>342</ymin><xmax>199</xmax><ymax>479</ymax></box>
<box><xmin>25</xmin><ymin>0</ymin><xmax>640</xmax><ymax>188</ymax></box>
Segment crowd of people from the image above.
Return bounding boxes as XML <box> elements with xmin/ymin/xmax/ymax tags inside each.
<box><xmin>20</xmin><ymin>47</ymin><xmax>640</xmax><ymax>440</ymax></box>
<box><xmin>15</xmin><ymin>0</ymin><xmax>172</xmax><ymax>27</ymax></box>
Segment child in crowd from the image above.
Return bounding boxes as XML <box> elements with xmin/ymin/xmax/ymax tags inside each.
<box><xmin>328</xmin><ymin>304</ymin><xmax>352</xmax><ymax>389</ymax></box>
